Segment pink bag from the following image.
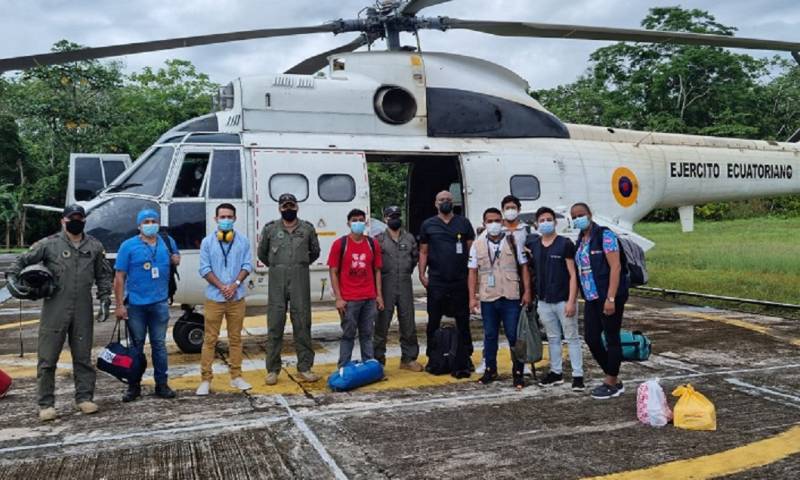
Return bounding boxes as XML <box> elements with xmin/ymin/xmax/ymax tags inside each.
<box><xmin>637</xmin><ymin>379</ymin><xmax>673</xmax><ymax>427</ymax></box>
<box><xmin>0</xmin><ymin>368</ymin><xmax>11</xmax><ymax>398</ymax></box>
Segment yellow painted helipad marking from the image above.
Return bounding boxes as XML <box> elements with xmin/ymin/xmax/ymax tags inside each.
<box><xmin>0</xmin><ymin>319</ymin><xmax>40</xmax><ymax>331</ymax></box>
<box><xmin>682</xmin><ymin>312</ymin><xmax>800</xmax><ymax>347</ymax></box>
<box><xmin>584</xmin><ymin>424</ymin><xmax>800</xmax><ymax>480</ymax></box>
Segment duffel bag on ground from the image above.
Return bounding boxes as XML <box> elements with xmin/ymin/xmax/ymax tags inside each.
<box><xmin>0</xmin><ymin>368</ymin><xmax>11</xmax><ymax>398</ymax></box>
<box><xmin>602</xmin><ymin>329</ymin><xmax>651</xmax><ymax>361</ymax></box>
<box><xmin>328</xmin><ymin>359</ymin><xmax>384</xmax><ymax>392</ymax></box>
<box><xmin>97</xmin><ymin>320</ymin><xmax>147</xmax><ymax>384</ymax></box>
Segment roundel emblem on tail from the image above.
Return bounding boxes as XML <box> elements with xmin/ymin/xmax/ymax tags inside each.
<box><xmin>612</xmin><ymin>167</ymin><xmax>639</xmax><ymax>207</ymax></box>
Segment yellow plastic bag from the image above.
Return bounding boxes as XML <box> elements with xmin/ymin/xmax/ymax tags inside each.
<box><xmin>672</xmin><ymin>384</ymin><xmax>717</xmax><ymax>431</ymax></box>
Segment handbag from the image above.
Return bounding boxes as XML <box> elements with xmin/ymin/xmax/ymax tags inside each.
<box><xmin>96</xmin><ymin>319</ymin><xmax>147</xmax><ymax>384</ymax></box>
<box><xmin>513</xmin><ymin>306</ymin><xmax>543</xmax><ymax>364</ymax></box>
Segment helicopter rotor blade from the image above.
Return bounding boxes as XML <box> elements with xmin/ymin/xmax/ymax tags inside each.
<box><xmin>400</xmin><ymin>0</ymin><xmax>452</xmax><ymax>16</ymax></box>
<box><xmin>284</xmin><ymin>34</ymin><xmax>369</xmax><ymax>75</ymax></box>
<box><xmin>443</xmin><ymin>19</ymin><xmax>800</xmax><ymax>52</ymax></box>
<box><xmin>0</xmin><ymin>24</ymin><xmax>338</xmax><ymax>73</ymax></box>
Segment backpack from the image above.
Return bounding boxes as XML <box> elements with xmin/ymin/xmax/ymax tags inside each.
<box><xmin>592</xmin><ymin>227</ymin><xmax>648</xmax><ymax>287</ymax></box>
<box><xmin>158</xmin><ymin>232</ymin><xmax>180</xmax><ymax>304</ymax></box>
<box><xmin>336</xmin><ymin>235</ymin><xmax>375</xmax><ymax>276</ymax></box>
<box><xmin>426</xmin><ymin>324</ymin><xmax>460</xmax><ymax>375</ymax></box>
<box><xmin>603</xmin><ymin>329</ymin><xmax>652</xmax><ymax>361</ymax></box>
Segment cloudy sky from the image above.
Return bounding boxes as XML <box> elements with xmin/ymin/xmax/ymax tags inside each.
<box><xmin>1</xmin><ymin>0</ymin><xmax>798</xmax><ymax>89</ymax></box>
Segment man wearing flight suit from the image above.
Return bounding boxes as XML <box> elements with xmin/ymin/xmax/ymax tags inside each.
<box><xmin>258</xmin><ymin>193</ymin><xmax>321</xmax><ymax>385</ymax></box>
<box><xmin>8</xmin><ymin>204</ymin><xmax>112</xmax><ymax>421</ymax></box>
<box><xmin>374</xmin><ymin>206</ymin><xmax>422</xmax><ymax>371</ymax></box>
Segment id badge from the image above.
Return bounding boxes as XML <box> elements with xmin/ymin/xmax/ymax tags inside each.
<box><xmin>456</xmin><ymin>242</ymin><xmax>463</xmax><ymax>254</ymax></box>
<box><xmin>487</xmin><ymin>273</ymin><xmax>496</xmax><ymax>288</ymax></box>
<box><xmin>151</xmin><ymin>267</ymin><xmax>160</xmax><ymax>279</ymax></box>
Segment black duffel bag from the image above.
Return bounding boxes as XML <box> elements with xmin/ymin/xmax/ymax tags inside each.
<box><xmin>97</xmin><ymin>319</ymin><xmax>147</xmax><ymax>384</ymax></box>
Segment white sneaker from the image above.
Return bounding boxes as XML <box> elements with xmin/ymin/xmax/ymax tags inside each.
<box><xmin>475</xmin><ymin>358</ymin><xmax>486</xmax><ymax>375</ymax></box>
<box><xmin>195</xmin><ymin>381</ymin><xmax>210</xmax><ymax>396</ymax></box>
<box><xmin>230</xmin><ymin>377</ymin><xmax>252</xmax><ymax>391</ymax></box>
<box><xmin>524</xmin><ymin>364</ymin><xmax>532</xmax><ymax>376</ymax></box>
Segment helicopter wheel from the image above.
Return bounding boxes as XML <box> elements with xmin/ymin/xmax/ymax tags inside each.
<box><xmin>173</xmin><ymin>310</ymin><xmax>205</xmax><ymax>354</ymax></box>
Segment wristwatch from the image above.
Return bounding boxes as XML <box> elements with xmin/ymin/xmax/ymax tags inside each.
<box><xmin>605</xmin><ymin>297</ymin><xmax>615</xmax><ymax>304</ymax></box>
<box><xmin>235</xmin><ymin>280</ymin><xmax>242</xmax><ymax>286</ymax></box>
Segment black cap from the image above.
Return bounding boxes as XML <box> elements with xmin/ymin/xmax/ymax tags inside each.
<box><xmin>62</xmin><ymin>204</ymin><xmax>86</xmax><ymax>218</ymax></box>
<box><xmin>383</xmin><ymin>206</ymin><xmax>401</xmax><ymax>217</ymax></box>
<box><xmin>278</xmin><ymin>193</ymin><xmax>298</xmax><ymax>207</ymax></box>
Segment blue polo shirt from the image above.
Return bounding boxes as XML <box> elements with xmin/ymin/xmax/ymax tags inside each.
<box><xmin>198</xmin><ymin>229</ymin><xmax>253</xmax><ymax>302</ymax></box>
<box><xmin>115</xmin><ymin>234</ymin><xmax>179</xmax><ymax>306</ymax></box>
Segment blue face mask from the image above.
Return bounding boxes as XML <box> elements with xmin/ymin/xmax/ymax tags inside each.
<box><xmin>141</xmin><ymin>223</ymin><xmax>159</xmax><ymax>237</ymax></box>
<box><xmin>538</xmin><ymin>220</ymin><xmax>555</xmax><ymax>235</ymax></box>
<box><xmin>218</xmin><ymin>219</ymin><xmax>234</xmax><ymax>231</ymax></box>
<box><xmin>350</xmin><ymin>221</ymin><xmax>366</xmax><ymax>235</ymax></box>
<box><xmin>573</xmin><ymin>215</ymin><xmax>590</xmax><ymax>231</ymax></box>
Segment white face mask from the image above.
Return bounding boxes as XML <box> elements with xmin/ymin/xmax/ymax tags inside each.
<box><xmin>503</xmin><ymin>208</ymin><xmax>519</xmax><ymax>221</ymax></box>
<box><xmin>486</xmin><ymin>221</ymin><xmax>503</xmax><ymax>237</ymax></box>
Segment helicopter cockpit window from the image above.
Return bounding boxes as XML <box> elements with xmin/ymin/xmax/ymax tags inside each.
<box><xmin>102</xmin><ymin>160</ymin><xmax>126</xmax><ymax>185</ymax></box>
<box><xmin>158</xmin><ymin>133</ymin><xmax>187</xmax><ymax>144</ymax></box>
<box><xmin>269</xmin><ymin>174</ymin><xmax>308</xmax><ymax>202</ymax></box>
<box><xmin>185</xmin><ymin>133</ymin><xmax>240</xmax><ymax>144</ymax></box>
<box><xmin>208</xmin><ymin>150</ymin><xmax>242</xmax><ymax>199</ymax></box>
<box><xmin>74</xmin><ymin>157</ymin><xmax>104</xmax><ymax>201</ymax></box>
<box><xmin>510</xmin><ymin>175</ymin><xmax>541</xmax><ymax>201</ymax></box>
<box><xmin>84</xmin><ymin>198</ymin><xmax>159</xmax><ymax>253</ymax></box>
<box><xmin>318</xmin><ymin>174</ymin><xmax>355</xmax><ymax>202</ymax></box>
<box><xmin>111</xmin><ymin>146</ymin><xmax>174</xmax><ymax>196</ymax></box>
<box><xmin>173</xmin><ymin>152</ymin><xmax>210</xmax><ymax>198</ymax></box>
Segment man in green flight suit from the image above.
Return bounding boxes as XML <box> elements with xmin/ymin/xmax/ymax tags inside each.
<box><xmin>7</xmin><ymin>204</ymin><xmax>112</xmax><ymax>422</ymax></box>
<box><xmin>258</xmin><ymin>193</ymin><xmax>321</xmax><ymax>385</ymax></box>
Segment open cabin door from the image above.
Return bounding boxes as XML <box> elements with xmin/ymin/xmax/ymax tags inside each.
<box><xmin>252</xmin><ymin>149</ymin><xmax>369</xmax><ymax>273</ymax></box>
<box><xmin>67</xmin><ymin>153</ymin><xmax>131</xmax><ymax>205</ymax></box>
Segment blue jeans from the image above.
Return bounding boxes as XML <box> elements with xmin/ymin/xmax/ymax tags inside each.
<box><xmin>480</xmin><ymin>298</ymin><xmax>523</xmax><ymax>372</ymax></box>
<box><xmin>537</xmin><ymin>301</ymin><xmax>584</xmax><ymax>377</ymax></box>
<box><xmin>127</xmin><ymin>300</ymin><xmax>170</xmax><ymax>385</ymax></box>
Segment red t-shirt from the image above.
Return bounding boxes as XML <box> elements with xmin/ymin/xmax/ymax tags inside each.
<box><xmin>327</xmin><ymin>236</ymin><xmax>383</xmax><ymax>301</ymax></box>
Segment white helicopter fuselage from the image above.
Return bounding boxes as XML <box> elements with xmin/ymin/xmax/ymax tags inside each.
<box><xmin>74</xmin><ymin>51</ymin><xmax>798</xmax><ymax>307</ymax></box>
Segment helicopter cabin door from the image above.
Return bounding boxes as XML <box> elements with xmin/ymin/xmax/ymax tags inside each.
<box><xmin>67</xmin><ymin>153</ymin><xmax>131</xmax><ymax>205</ymax></box>
<box><xmin>251</xmin><ymin>149</ymin><xmax>369</xmax><ymax>273</ymax></box>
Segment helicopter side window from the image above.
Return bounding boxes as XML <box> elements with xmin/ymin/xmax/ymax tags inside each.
<box><xmin>318</xmin><ymin>174</ymin><xmax>355</xmax><ymax>202</ymax></box>
<box><xmin>168</xmin><ymin>202</ymin><xmax>206</xmax><ymax>250</ymax></box>
<box><xmin>510</xmin><ymin>175</ymin><xmax>541</xmax><ymax>201</ymax></box>
<box><xmin>173</xmin><ymin>152</ymin><xmax>210</xmax><ymax>198</ymax></box>
<box><xmin>208</xmin><ymin>150</ymin><xmax>242</xmax><ymax>199</ymax></box>
<box><xmin>74</xmin><ymin>157</ymin><xmax>104</xmax><ymax>201</ymax></box>
<box><xmin>269</xmin><ymin>174</ymin><xmax>309</xmax><ymax>202</ymax></box>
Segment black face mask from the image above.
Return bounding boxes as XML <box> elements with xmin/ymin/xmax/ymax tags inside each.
<box><xmin>65</xmin><ymin>219</ymin><xmax>85</xmax><ymax>235</ymax></box>
<box><xmin>281</xmin><ymin>209</ymin><xmax>298</xmax><ymax>222</ymax></box>
<box><xmin>438</xmin><ymin>201</ymin><xmax>453</xmax><ymax>214</ymax></box>
<box><xmin>387</xmin><ymin>218</ymin><xmax>402</xmax><ymax>231</ymax></box>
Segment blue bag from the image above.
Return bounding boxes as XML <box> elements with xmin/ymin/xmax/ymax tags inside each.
<box><xmin>327</xmin><ymin>359</ymin><xmax>384</xmax><ymax>392</ymax></box>
<box><xmin>97</xmin><ymin>320</ymin><xmax>147</xmax><ymax>384</ymax></box>
<box><xmin>602</xmin><ymin>329</ymin><xmax>651</xmax><ymax>361</ymax></box>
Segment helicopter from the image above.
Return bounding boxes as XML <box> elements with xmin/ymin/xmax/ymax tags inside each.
<box><xmin>3</xmin><ymin>0</ymin><xmax>799</xmax><ymax>353</ymax></box>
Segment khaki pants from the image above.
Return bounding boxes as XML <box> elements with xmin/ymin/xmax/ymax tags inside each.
<box><xmin>201</xmin><ymin>298</ymin><xmax>246</xmax><ymax>381</ymax></box>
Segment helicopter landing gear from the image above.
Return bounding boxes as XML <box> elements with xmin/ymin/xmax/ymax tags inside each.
<box><xmin>173</xmin><ymin>304</ymin><xmax>204</xmax><ymax>354</ymax></box>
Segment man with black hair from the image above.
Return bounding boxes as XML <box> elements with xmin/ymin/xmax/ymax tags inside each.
<box><xmin>418</xmin><ymin>191</ymin><xmax>475</xmax><ymax>376</ymax></box>
<box><xmin>258</xmin><ymin>193</ymin><xmax>321</xmax><ymax>385</ymax></box>
<box><xmin>328</xmin><ymin>209</ymin><xmax>384</xmax><ymax>367</ymax></box>
<box><xmin>500</xmin><ymin>194</ymin><xmax>531</xmax><ymax>246</ymax></box>
<box><xmin>526</xmin><ymin>206</ymin><xmax>583</xmax><ymax>390</ymax></box>
<box><xmin>196</xmin><ymin>203</ymin><xmax>253</xmax><ymax>396</ymax></box>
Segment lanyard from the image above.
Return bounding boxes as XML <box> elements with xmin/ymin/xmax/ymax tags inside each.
<box><xmin>218</xmin><ymin>240</ymin><xmax>233</xmax><ymax>268</ymax></box>
<box><xmin>487</xmin><ymin>236</ymin><xmax>502</xmax><ymax>269</ymax></box>
<box><xmin>142</xmin><ymin>237</ymin><xmax>159</xmax><ymax>264</ymax></box>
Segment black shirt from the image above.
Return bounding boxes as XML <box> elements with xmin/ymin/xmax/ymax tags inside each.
<box><xmin>525</xmin><ymin>234</ymin><xmax>575</xmax><ymax>303</ymax></box>
<box><xmin>419</xmin><ymin>215</ymin><xmax>475</xmax><ymax>286</ymax></box>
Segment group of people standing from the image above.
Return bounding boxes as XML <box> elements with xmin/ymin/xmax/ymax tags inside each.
<box><xmin>8</xmin><ymin>190</ymin><xmax>629</xmax><ymax>422</ymax></box>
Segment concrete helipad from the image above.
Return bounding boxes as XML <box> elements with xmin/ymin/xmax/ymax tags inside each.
<box><xmin>0</xmin><ymin>296</ymin><xmax>798</xmax><ymax>479</ymax></box>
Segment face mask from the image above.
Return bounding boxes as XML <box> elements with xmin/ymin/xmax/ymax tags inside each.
<box><xmin>503</xmin><ymin>209</ymin><xmax>519</xmax><ymax>221</ymax></box>
<box><xmin>573</xmin><ymin>215</ymin><xmax>590</xmax><ymax>231</ymax></box>
<box><xmin>387</xmin><ymin>218</ymin><xmax>402</xmax><ymax>231</ymax></box>
<box><xmin>486</xmin><ymin>221</ymin><xmax>503</xmax><ymax>237</ymax></box>
<box><xmin>438</xmin><ymin>201</ymin><xmax>453</xmax><ymax>214</ymax></box>
<box><xmin>65</xmin><ymin>219</ymin><xmax>85</xmax><ymax>235</ymax></box>
<box><xmin>350</xmin><ymin>221</ymin><xmax>366</xmax><ymax>235</ymax></box>
<box><xmin>538</xmin><ymin>220</ymin><xmax>555</xmax><ymax>235</ymax></box>
<box><xmin>141</xmin><ymin>224</ymin><xmax>159</xmax><ymax>237</ymax></box>
<box><xmin>281</xmin><ymin>209</ymin><xmax>298</xmax><ymax>222</ymax></box>
<box><xmin>218</xmin><ymin>219</ymin><xmax>234</xmax><ymax>231</ymax></box>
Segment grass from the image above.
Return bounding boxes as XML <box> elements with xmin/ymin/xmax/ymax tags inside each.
<box><xmin>0</xmin><ymin>248</ymin><xmax>26</xmax><ymax>254</ymax></box>
<box><xmin>635</xmin><ymin>218</ymin><xmax>800</xmax><ymax>307</ymax></box>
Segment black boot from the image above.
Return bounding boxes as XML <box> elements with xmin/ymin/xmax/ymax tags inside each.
<box><xmin>155</xmin><ymin>383</ymin><xmax>176</xmax><ymax>399</ymax></box>
<box><xmin>122</xmin><ymin>383</ymin><xmax>141</xmax><ymax>403</ymax></box>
